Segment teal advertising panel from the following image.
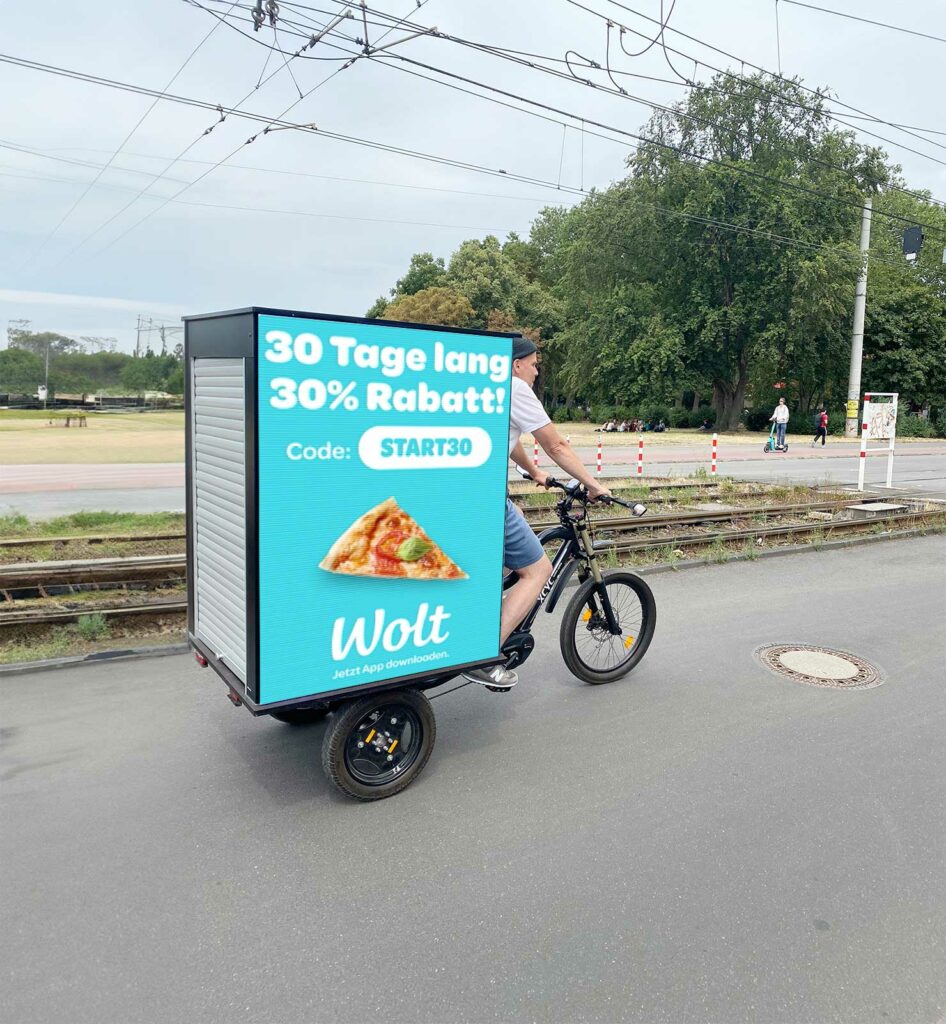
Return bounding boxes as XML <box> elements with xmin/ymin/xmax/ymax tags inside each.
<box><xmin>256</xmin><ymin>314</ymin><xmax>513</xmax><ymax>704</ymax></box>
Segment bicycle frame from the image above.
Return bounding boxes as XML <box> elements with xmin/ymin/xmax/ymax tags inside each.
<box><xmin>503</xmin><ymin>486</ymin><xmax>629</xmax><ymax>646</ymax></box>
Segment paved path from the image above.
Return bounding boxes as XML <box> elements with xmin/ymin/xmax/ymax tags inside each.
<box><xmin>2</xmin><ymin>443</ymin><xmax>945</xmax><ymax>518</ymax></box>
<box><xmin>2</xmin><ymin>536</ymin><xmax>944</xmax><ymax>1023</ymax></box>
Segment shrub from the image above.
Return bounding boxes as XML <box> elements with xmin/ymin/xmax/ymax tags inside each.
<box><xmin>690</xmin><ymin>409</ymin><xmax>715</xmax><ymax>428</ymax></box>
<box><xmin>591</xmin><ymin>405</ymin><xmax>617</xmax><ymax>424</ymax></box>
<box><xmin>552</xmin><ymin>407</ymin><xmax>570</xmax><ymax>423</ymax></box>
<box><xmin>73</xmin><ymin>613</ymin><xmax>109</xmax><ymax>641</ymax></box>
<box><xmin>896</xmin><ymin>414</ymin><xmax>936</xmax><ymax>438</ymax></box>
<box><xmin>669</xmin><ymin>407</ymin><xmax>691</xmax><ymax>428</ymax></box>
<box><xmin>743</xmin><ymin>408</ymin><xmax>772</xmax><ymax>431</ymax></box>
<box><xmin>643</xmin><ymin>404</ymin><xmax>671</xmax><ymax>425</ymax></box>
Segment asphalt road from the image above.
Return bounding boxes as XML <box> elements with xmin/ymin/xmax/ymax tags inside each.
<box><xmin>3</xmin><ymin>443</ymin><xmax>946</xmax><ymax>517</ymax></box>
<box><xmin>2</xmin><ymin>536</ymin><xmax>944</xmax><ymax>1023</ymax></box>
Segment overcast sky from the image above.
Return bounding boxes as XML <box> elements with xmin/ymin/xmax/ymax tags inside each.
<box><xmin>1</xmin><ymin>0</ymin><xmax>943</xmax><ymax>353</ymax></box>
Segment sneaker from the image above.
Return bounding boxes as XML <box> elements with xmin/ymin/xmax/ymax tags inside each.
<box><xmin>462</xmin><ymin>665</ymin><xmax>518</xmax><ymax>690</ymax></box>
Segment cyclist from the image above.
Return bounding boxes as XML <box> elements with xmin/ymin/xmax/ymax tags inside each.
<box><xmin>463</xmin><ymin>336</ymin><xmax>613</xmax><ymax>690</ymax></box>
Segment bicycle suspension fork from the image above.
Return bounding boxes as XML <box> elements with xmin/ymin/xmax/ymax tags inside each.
<box><xmin>576</xmin><ymin>523</ymin><xmax>622</xmax><ymax>635</ymax></box>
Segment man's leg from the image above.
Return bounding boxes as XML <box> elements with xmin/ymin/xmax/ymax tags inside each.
<box><xmin>463</xmin><ymin>500</ymin><xmax>551</xmax><ymax>689</ymax></box>
<box><xmin>500</xmin><ymin>553</ymin><xmax>553</xmax><ymax>645</ymax></box>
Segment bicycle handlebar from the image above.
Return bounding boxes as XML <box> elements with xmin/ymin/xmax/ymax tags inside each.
<box><xmin>541</xmin><ymin>475</ymin><xmax>648</xmax><ymax>517</ymax></box>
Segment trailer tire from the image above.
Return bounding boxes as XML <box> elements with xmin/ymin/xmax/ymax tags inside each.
<box><xmin>321</xmin><ymin>689</ymin><xmax>435</xmax><ymax>801</ymax></box>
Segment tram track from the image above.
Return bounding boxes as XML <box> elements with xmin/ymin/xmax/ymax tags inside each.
<box><xmin>1</xmin><ymin>494</ymin><xmax>941</xmax><ymax>630</ymax></box>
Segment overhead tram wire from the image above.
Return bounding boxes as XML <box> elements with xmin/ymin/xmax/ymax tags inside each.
<box><xmin>595</xmin><ymin>0</ymin><xmax>946</xmax><ymax>158</ymax></box>
<box><xmin>294</xmin><ymin>0</ymin><xmax>946</xmax><ymax>142</ymax></box>
<box><xmin>0</xmin><ymin>51</ymin><xmax>921</xmax><ymax>268</ymax></box>
<box><xmin>83</xmin><ymin>0</ymin><xmax>434</xmax><ymax>264</ymax></box>
<box><xmin>347</xmin><ymin>0</ymin><xmax>946</xmax><ymax>143</ymax></box>
<box><xmin>38</xmin><ymin>8</ymin><xmax>356</xmax><ymax>272</ymax></box>
<box><xmin>0</xmin><ymin>139</ymin><xmax>568</xmax><ymax>205</ymax></box>
<box><xmin>0</xmin><ymin>164</ymin><xmax>526</xmax><ymax>231</ymax></box>
<box><xmin>17</xmin><ymin>0</ymin><xmax>241</xmax><ymax>272</ymax></box>
<box><xmin>274</xmin><ymin>0</ymin><xmax>946</xmax><ymax>175</ymax></box>
<box><xmin>206</xmin><ymin>4</ymin><xmax>645</xmax><ymax>152</ymax></box>
<box><xmin>248</xmin><ymin>8</ymin><xmax>946</xmax><ymax>238</ymax></box>
<box><xmin>285</xmin><ymin>0</ymin><xmax>946</xmax><ymax>209</ymax></box>
<box><xmin>780</xmin><ymin>1</ymin><xmax>946</xmax><ymax>46</ymax></box>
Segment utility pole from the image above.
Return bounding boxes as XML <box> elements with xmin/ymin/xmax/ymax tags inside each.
<box><xmin>845</xmin><ymin>197</ymin><xmax>873</xmax><ymax>437</ymax></box>
<box><xmin>135</xmin><ymin>315</ymin><xmax>142</xmax><ymax>358</ymax></box>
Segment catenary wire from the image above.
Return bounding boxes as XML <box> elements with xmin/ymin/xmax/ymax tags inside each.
<box><xmin>17</xmin><ymin>1</ymin><xmax>241</xmax><ymax>272</ymax></box>
<box><xmin>80</xmin><ymin>0</ymin><xmax>434</xmax><ymax>265</ymax></box>
<box><xmin>781</xmin><ymin>0</ymin><xmax>946</xmax><ymax>46</ymax></box>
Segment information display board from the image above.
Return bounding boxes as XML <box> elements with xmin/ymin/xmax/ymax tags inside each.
<box><xmin>255</xmin><ymin>314</ymin><xmax>513</xmax><ymax>704</ymax></box>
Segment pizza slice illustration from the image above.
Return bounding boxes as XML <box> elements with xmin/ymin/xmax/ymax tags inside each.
<box><xmin>320</xmin><ymin>498</ymin><xmax>467</xmax><ymax>580</ymax></box>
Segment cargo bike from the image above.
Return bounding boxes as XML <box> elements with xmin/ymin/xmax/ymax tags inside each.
<box><xmin>185</xmin><ymin>308</ymin><xmax>656</xmax><ymax>801</ymax></box>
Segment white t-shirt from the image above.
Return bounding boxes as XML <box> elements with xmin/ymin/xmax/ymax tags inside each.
<box><xmin>508</xmin><ymin>375</ymin><xmax>550</xmax><ymax>455</ymax></box>
<box><xmin>772</xmin><ymin>404</ymin><xmax>790</xmax><ymax>424</ymax></box>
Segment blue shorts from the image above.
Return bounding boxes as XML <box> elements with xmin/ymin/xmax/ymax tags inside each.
<box><xmin>504</xmin><ymin>498</ymin><xmax>544</xmax><ymax>570</ymax></box>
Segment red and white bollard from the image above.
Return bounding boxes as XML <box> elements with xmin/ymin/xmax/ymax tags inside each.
<box><xmin>533</xmin><ymin>439</ymin><xmax>539</xmax><ymax>469</ymax></box>
<box><xmin>637</xmin><ymin>433</ymin><xmax>644</xmax><ymax>477</ymax></box>
<box><xmin>711</xmin><ymin>432</ymin><xmax>718</xmax><ymax>475</ymax></box>
<box><xmin>857</xmin><ymin>394</ymin><xmax>869</xmax><ymax>491</ymax></box>
<box><xmin>596</xmin><ymin>438</ymin><xmax>603</xmax><ymax>477</ymax></box>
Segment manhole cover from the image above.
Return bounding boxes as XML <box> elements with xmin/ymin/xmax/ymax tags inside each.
<box><xmin>756</xmin><ymin>644</ymin><xmax>884</xmax><ymax>689</ymax></box>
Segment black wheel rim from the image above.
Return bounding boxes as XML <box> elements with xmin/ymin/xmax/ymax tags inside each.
<box><xmin>344</xmin><ymin>702</ymin><xmax>424</xmax><ymax>787</ymax></box>
<box><xmin>572</xmin><ymin>581</ymin><xmax>646</xmax><ymax>674</ymax></box>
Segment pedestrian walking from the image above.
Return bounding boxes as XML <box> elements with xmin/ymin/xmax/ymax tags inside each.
<box><xmin>811</xmin><ymin>407</ymin><xmax>828</xmax><ymax>447</ymax></box>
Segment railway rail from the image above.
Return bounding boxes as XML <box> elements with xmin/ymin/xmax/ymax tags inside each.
<box><xmin>1</xmin><ymin>497</ymin><xmax>941</xmax><ymax>630</ymax></box>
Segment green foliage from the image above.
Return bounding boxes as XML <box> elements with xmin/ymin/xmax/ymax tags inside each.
<box><xmin>364</xmin><ymin>296</ymin><xmax>389</xmax><ymax>319</ymax></box>
<box><xmin>371</xmin><ymin>72</ymin><xmax>946</xmax><ymax>421</ymax></box>
<box><xmin>383</xmin><ymin>286</ymin><xmax>475</xmax><ymax>327</ymax></box>
<box><xmin>0</xmin><ymin>347</ymin><xmax>45</xmax><ymax>393</ymax></box>
<box><xmin>895</xmin><ymin>414</ymin><xmax>937</xmax><ymax>438</ymax></box>
<box><xmin>392</xmin><ymin>252</ymin><xmax>446</xmax><ymax>297</ymax></box>
<box><xmin>72</xmin><ymin>614</ymin><xmax>109</xmax><ymax>641</ymax></box>
<box><xmin>2</xmin><ymin>329</ymin><xmax>182</xmax><ymax>397</ymax></box>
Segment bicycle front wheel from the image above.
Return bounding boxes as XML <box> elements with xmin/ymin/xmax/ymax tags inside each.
<box><xmin>560</xmin><ymin>571</ymin><xmax>656</xmax><ymax>684</ymax></box>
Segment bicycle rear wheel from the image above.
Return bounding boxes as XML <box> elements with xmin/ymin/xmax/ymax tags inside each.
<box><xmin>560</xmin><ymin>571</ymin><xmax>656</xmax><ymax>684</ymax></box>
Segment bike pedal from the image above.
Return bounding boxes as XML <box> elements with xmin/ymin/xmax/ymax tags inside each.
<box><xmin>485</xmin><ymin>684</ymin><xmax>513</xmax><ymax>694</ymax></box>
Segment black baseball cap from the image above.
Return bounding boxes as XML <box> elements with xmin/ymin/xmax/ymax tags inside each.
<box><xmin>512</xmin><ymin>336</ymin><xmax>537</xmax><ymax>360</ymax></box>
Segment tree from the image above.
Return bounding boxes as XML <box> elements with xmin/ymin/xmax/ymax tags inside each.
<box><xmin>365</xmin><ymin>296</ymin><xmax>389</xmax><ymax>319</ymax></box>
<box><xmin>383</xmin><ymin>287</ymin><xmax>475</xmax><ymax>327</ymax></box>
<box><xmin>121</xmin><ymin>356</ymin><xmax>165</xmax><ymax>394</ymax></box>
<box><xmin>0</xmin><ymin>348</ymin><xmax>45</xmax><ymax>393</ymax></box>
<box><xmin>392</xmin><ymin>252</ymin><xmax>446</xmax><ymax>297</ymax></box>
<box><xmin>8</xmin><ymin>329</ymin><xmax>84</xmax><ymax>357</ymax></box>
<box><xmin>446</xmin><ymin>236</ymin><xmax>520</xmax><ymax>326</ymax></box>
<box><xmin>623</xmin><ymin>72</ymin><xmax>873</xmax><ymax>429</ymax></box>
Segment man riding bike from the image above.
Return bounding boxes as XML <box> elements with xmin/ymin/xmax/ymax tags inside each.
<box><xmin>463</xmin><ymin>336</ymin><xmax>613</xmax><ymax>690</ymax></box>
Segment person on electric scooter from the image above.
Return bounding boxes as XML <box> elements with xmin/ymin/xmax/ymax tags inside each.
<box><xmin>462</xmin><ymin>336</ymin><xmax>613</xmax><ymax>690</ymax></box>
<box><xmin>769</xmin><ymin>397</ymin><xmax>790</xmax><ymax>449</ymax></box>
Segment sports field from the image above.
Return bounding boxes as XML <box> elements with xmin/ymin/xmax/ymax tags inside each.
<box><xmin>0</xmin><ymin>410</ymin><xmax>185</xmax><ymax>464</ymax></box>
<box><xmin>3</xmin><ymin>409</ymin><xmax>935</xmax><ymax>466</ymax></box>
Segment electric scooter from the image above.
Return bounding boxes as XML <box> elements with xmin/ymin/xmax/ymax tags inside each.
<box><xmin>763</xmin><ymin>422</ymin><xmax>789</xmax><ymax>453</ymax></box>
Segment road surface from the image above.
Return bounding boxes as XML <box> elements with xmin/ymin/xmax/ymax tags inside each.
<box><xmin>3</xmin><ymin>535</ymin><xmax>944</xmax><ymax>1023</ymax></box>
<box><xmin>2</xmin><ymin>441</ymin><xmax>946</xmax><ymax>517</ymax></box>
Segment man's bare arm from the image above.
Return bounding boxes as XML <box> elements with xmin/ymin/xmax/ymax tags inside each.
<box><xmin>509</xmin><ymin>440</ymin><xmax>549</xmax><ymax>485</ymax></box>
<box><xmin>533</xmin><ymin>423</ymin><xmax>611</xmax><ymax>499</ymax></box>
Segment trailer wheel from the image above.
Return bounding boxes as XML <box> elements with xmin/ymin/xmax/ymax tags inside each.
<box><xmin>270</xmin><ymin>708</ymin><xmax>328</xmax><ymax>725</ymax></box>
<box><xmin>321</xmin><ymin>689</ymin><xmax>436</xmax><ymax>801</ymax></box>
